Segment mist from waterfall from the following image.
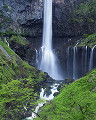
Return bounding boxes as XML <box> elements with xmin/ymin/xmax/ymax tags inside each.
<box><xmin>37</xmin><ymin>0</ymin><xmax>63</xmax><ymax>80</ymax></box>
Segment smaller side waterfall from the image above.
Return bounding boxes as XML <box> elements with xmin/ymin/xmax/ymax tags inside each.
<box><xmin>73</xmin><ymin>47</ymin><xmax>76</xmax><ymax>79</ymax></box>
<box><xmin>62</xmin><ymin>46</ymin><xmax>96</xmax><ymax>80</ymax></box>
<box><xmin>4</xmin><ymin>37</ymin><xmax>9</xmax><ymax>46</ymax></box>
<box><xmin>67</xmin><ymin>47</ymin><xmax>70</xmax><ymax>78</ymax></box>
<box><xmin>89</xmin><ymin>45</ymin><xmax>96</xmax><ymax>71</ymax></box>
<box><xmin>82</xmin><ymin>47</ymin><xmax>85</xmax><ymax>76</ymax></box>
<box><xmin>89</xmin><ymin>47</ymin><xmax>94</xmax><ymax>71</ymax></box>
<box><xmin>35</xmin><ymin>49</ymin><xmax>38</xmax><ymax>66</ymax></box>
<box><xmin>85</xmin><ymin>46</ymin><xmax>87</xmax><ymax>73</ymax></box>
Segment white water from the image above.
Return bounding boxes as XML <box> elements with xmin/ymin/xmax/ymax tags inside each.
<box><xmin>85</xmin><ymin>46</ymin><xmax>87</xmax><ymax>73</ymax></box>
<box><xmin>89</xmin><ymin>49</ymin><xmax>93</xmax><ymax>71</ymax></box>
<box><xmin>67</xmin><ymin>47</ymin><xmax>69</xmax><ymax>78</ymax></box>
<box><xmin>38</xmin><ymin>0</ymin><xmax>63</xmax><ymax>80</ymax></box>
<box><xmin>26</xmin><ymin>83</ymin><xmax>59</xmax><ymax>120</ymax></box>
<box><xmin>89</xmin><ymin>46</ymin><xmax>96</xmax><ymax>71</ymax></box>
<box><xmin>73</xmin><ymin>47</ymin><xmax>76</xmax><ymax>79</ymax></box>
<box><xmin>4</xmin><ymin>37</ymin><xmax>9</xmax><ymax>46</ymax></box>
<box><xmin>82</xmin><ymin>47</ymin><xmax>84</xmax><ymax>75</ymax></box>
<box><xmin>35</xmin><ymin>49</ymin><xmax>38</xmax><ymax>67</ymax></box>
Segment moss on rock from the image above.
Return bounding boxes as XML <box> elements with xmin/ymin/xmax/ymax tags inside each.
<box><xmin>76</xmin><ymin>33</ymin><xmax>96</xmax><ymax>48</ymax></box>
<box><xmin>9</xmin><ymin>35</ymin><xmax>29</xmax><ymax>46</ymax></box>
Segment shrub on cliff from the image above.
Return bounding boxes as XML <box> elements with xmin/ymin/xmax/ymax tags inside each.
<box><xmin>9</xmin><ymin>35</ymin><xmax>29</xmax><ymax>46</ymax></box>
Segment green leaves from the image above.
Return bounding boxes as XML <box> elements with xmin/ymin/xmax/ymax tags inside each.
<box><xmin>76</xmin><ymin>33</ymin><xmax>96</xmax><ymax>48</ymax></box>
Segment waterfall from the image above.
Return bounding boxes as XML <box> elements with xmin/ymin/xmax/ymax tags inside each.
<box><xmin>82</xmin><ymin>47</ymin><xmax>84</xmax><ymax>76</ymax></box>
<box><xmin>89</xmin><ymin>46</ymin><xmax>96</xmax><ymax>71</ymax></box>
<box><xmin>85</xmin><ymin>46</ymin><xmax>87</xmax><ymax>73</ymax></box>
<box><xmin>67</xmin><ymin>47</ymin><xmax>69</xmax><ymax>78</ymax></box>
<box><xmin>38</xmin><ymin>0</ymin><xmax>63</xmax><ymax>80</ymax></box>
<box><xmin>4</xmin><ymin>37</ymin><xmax>9</xmax><ymax>46</ymax></box>
<box><xmin>35</xmin><ymin>49</ymin><xmax>38</xmax><ymax>66</ymax></box>
<box><xmin>73</xmin><ymin>47</ymin><xmax>76</xmax><ymax>79</ymax></box>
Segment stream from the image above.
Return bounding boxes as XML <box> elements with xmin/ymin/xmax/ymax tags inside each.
<box><xmin>26</xmin><ymin>83</ymin><xmax>60</xmax><ymax>120</ymax></box>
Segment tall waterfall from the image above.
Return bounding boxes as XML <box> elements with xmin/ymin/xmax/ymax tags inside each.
<box><xmin>38</xmin><ymin>0</ymin><xmax>63</xmax><ymax>80</ymax></box>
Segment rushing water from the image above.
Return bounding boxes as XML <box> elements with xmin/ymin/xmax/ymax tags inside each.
<box><xmin>85</xmin><ymin>46</ymin><xmax>87</xmax><ymax>73</ymax></box>
<box><xmin>89</xmin><ymin>48</ymin><xmax>94</xmax><ymax>71</ymax></box>
<box><xmin>26</xmin><ymin>83</ymin><xmax>59</xmax><ymax>120</ymax></box>
<box><xmin>37</xmin><ymin>0</ymin><xmax>63</xmax><ymax>80</ymax></box>
<box><xmin>67</xmin><ymin>47</ymin><xmax>69</xmax><ymax>78</ymax></box>
<box><xmin>73</xmin><ymin>47</ymin><xmax>76</xmax><ymax>79</ymax></box>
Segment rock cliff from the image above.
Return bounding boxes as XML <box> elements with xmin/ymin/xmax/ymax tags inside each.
<box><xmin>0</xmin><ymin>0</ymin><xmax>96</xmax><ymax>37</ymax></box>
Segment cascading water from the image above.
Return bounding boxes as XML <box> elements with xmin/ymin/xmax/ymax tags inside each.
<box><xmin>73</xmin><ymin>47</ymin><xmax>76</xmax><ymax>79</ymax></box>
<box><xmin>38</xmin><ymin>0</ymin><xmax>63</xmax><ymax>80</ymax></box>
<box><xmin>35</xmin><ymin>49</ymin><xmax>38</xmax><ymax>66</ymax></box>
<box><xmin>85</xmin><ymin>46</ymin><xmax>87</xmax><ymax>73</ymax></box>
<box><xmin>63</xmin><ymin>46</ymin><xmax>96</xmax><ymax>80</ymax></box>
<box><xmin>67</xmin><ymin>47</ymin><xmax>69</xmax><ymax>78</ymax></box>
<box><xmin>26</xmin><ymin>83</ymin><xmax>59</xmax><ymax>120</ymax></box>
<box><xmin>82</xmin><ymin>47</ymin><xmax>84</xmax><ymax>75</ymax></box>
<box><xmin>89</xmin><ymin>45</ymin><xmax>96</xmax><ymax>71</ymax></box>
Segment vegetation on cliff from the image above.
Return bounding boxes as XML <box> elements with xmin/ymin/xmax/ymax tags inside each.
<box><xmin>0</xmin><ymin>40</ymin><xmax>46</xmax><ymax>119</ymax></box>
<box><xmin>70</xmin><ymin>0</ymin><xmax>96</xmax><ymax>35</ymax></box>
<box><xmin>75</xmin><ymin>33</ymin><xmax>96</xmax><ymax>48</ymax></box>
<box><xmin>9</xmin><ymin>35</ymin><xmax>29</xmax><ymax>46</ymax></box>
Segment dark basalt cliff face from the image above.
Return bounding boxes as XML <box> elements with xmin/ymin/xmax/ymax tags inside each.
<box><xmin>0</xmin><ymin>0</ymin><xmax>96</xmax><ymax>37</ymax></box>
<box><xmin>0</xmin><ymin>0</ymin><xmax>43</xmax><ymax>36</ymax></box>
<box><xmin>53</xmin><ymin>0</ymin><xmax>96</xmax><ymax>37</ymax></box>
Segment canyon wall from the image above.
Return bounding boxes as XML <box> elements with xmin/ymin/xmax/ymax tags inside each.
<box><xmin>0</xmin><ymin>0</ymin><xmax>96</xmax><ymax>37</ymax></box>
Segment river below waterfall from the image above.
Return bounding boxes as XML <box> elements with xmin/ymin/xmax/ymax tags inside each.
<box><xmin>25</xmin><ymin>81</ymin><xmax>61</xmax><ymax>120</ymax></box>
